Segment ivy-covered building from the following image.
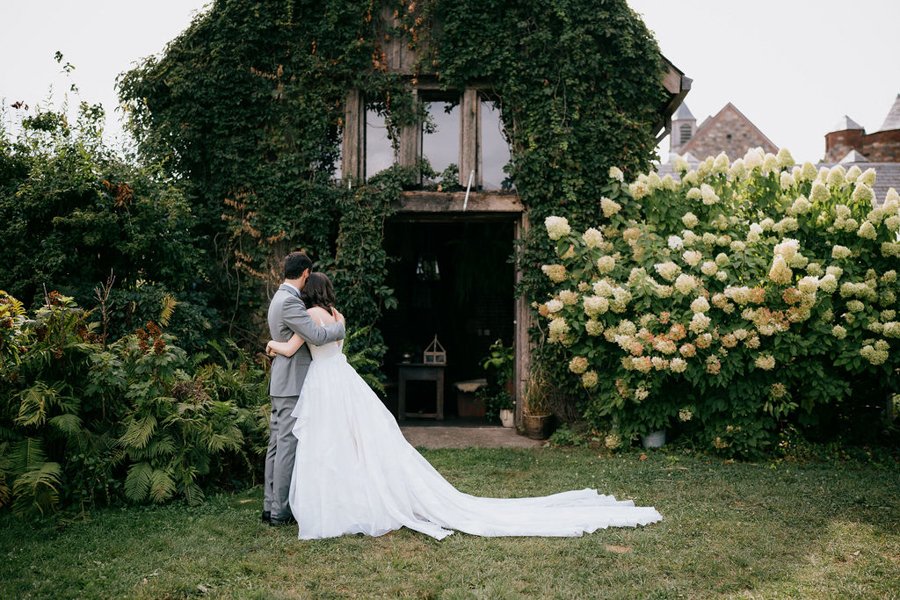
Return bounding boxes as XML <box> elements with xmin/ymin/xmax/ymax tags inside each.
<box><xmin>120</xmin><ymin>0</ymin><xmax>689</xmax><ymax>424</ymax></box>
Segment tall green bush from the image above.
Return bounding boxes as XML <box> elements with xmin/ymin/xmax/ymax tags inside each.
<box><xmin>537</xmin><ymin>150</ymin><xmax>900</xmax><ymax>456</ymax></box>
<box><xmin>0</xmin><ymin>99</ymin><xmax>213</xmax><ymax>351</ymax></box>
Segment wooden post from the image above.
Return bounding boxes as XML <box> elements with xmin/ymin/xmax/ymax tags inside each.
<box><xmin>398</xmin><ymin>89</ymin><xmax>421</xmax><ymax>184</ymax></box>
<box><xmin>513</xmin><ymin>210</ymin><xmax>532</xmax><ymax>428</ymax></box>
<box><xmin>341</xmin><ymin>89</ymin><xmax>364</xmax><ymax>182</ymax></box>
<box><xmin>459</xmin><ymin>88</ymin><xmax>480</xmax><ymax>188</ymax></box>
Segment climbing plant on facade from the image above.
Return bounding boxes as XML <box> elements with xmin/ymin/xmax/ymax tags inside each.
<box><xmin>119</xmin><ymin>0</ymin><xmax>668</xmax><ymax>382</ymax></box>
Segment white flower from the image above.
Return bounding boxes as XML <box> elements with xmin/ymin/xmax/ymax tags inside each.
<box><xmin>780</xmin><ymin>172</ymin><xmax>795</xmax><ymax>190</ymax></box>
<box><xmin>832</xmin><ymin>245</ymin><xmax>852</xmax><ymax>260</ymax></box>
<box><xmin>797</xmin><ymin>276</ymin><xmax>819</xmax><ymax>295</ymax></box>
<box><xmin>596</xmin><ymin>255</ymin><xmax>616</xmax><ymax>274</ymax></box>
<box><xmin>852</xmin><ymin>183</ymin><xmax>875</xmax><ymax>205</ymax></box>
<box><xmin>581</xmin><ymin>371</ymin><xmax>599</xmax><ymax>389</ymax></box>
<box><xmin>601</xmin><ymin>197</ymin><xmax>621</xmax><ymax>217</ymax></box>
<box><xmin>776</xmin><ymin>148</ymin><xmax>795</xmax><ymax>169</ymax></box>
<box><xmin>827</xmin><ymin>166</ymin><xmax>846</xmax><ymax>187</ymax></box>
<box><xmin>558</xmin><ymin>290</ymin><xmax>578</xmax><ymax>305</ymax></box>
<box><xmin>546</xmin><ymin>299</ymin><xmax>564</xmax><ymax>313</ymax></box>
<box><xmin>541</xmin><ymin>264</ymin><xmax>567</xmax><ymax>282</ymax></box>
<box><xmin>686</xmin><ymin>187</ymin><xmax>702</xmax><ymax>201</ymax></box>
<box><xmin>668</xmin><ymin>235</ymin><xmax>684</xmax><ymax>251</ymax></box>
<box><xmin>593</xmin><ymin>280</ymin><xmax>614</xmax><ymax>297</ymax></box>
<box><xmin>682</xmin><ymin>212</ymin><xmax>699</xmax><ymax>228</ymax></box>
<box><xmin>744</xmin><ymin>148</ymin><xmax>764</xmax><ymax>169</ymax></box>
<box><xmin>818</xmin><ymin>274</ymin><xmax>837</xmax><ymax>294</ymax></box>
<box><xmin>670</xmin><ymin>358</ymin><xmax>688</xmax><ymax>373</ymax></box>
<box><xmin>857</xmin><ymin>220</ymin><xmax>877</xmax><ymax>240</ymax></box>
<box><xmin>700</xmin><ymin>183</ymin><xmax>720</xmax><ymax>205</ymax></box>
<box><xmin>683</xmin><ymin>230</ymin><xmax>699</xmax><ymax>246</ymax></box>
<box><xmin>768</xmin><ymin>255</ymin><xmax>793</xmax><ymax>285</ymax></box>
<box><xmin>689</xmin><ymin>312</ymin><xmax>711</xmax><ymax>333</ymax></box>
<box><xmin>585</xmin><ymin>319</ymin><xmax>604</xmax><ymax>336</ymax></box>
<box><xmin>682</xmin><ymin>250</ymin><xmax>703</xmax><ymax>267</ymax></box>
<box><xmin>790</xmin><ymin>196</ymin><xmax>812</xmax><ymax>215</ymax></box>
<box><xmin>654</xmin><ymin>261</ymin><xmax>681</xmax><ymax>281</ymax></box>
<box><xmin>548</xmin><ymin>317</ymin><xmax>570</xmax><ymax>343</ymax></box>
<box><xmin>730</xmin><ymin>240</ymin><xmax>746</xmax><ymax>253</ymax></box>
<box><xmin>544</xmin><ymin>216</ymin><xmax>571</xmax><ymax>240</ymax></box>
<box><xmin>755</xmin><ymin>355</ymin><xmax>776</xmax><ymax>370</ymax></box>
<box><xmin>774</xmin><ymin>239</ymin><xmax>800</xmax><ymax>261</ymax></box>
<box><xmin>583</xmin><ymin>295</ymin><xmax>609</xmax><ymax>317</ymax></box>
<box><xmin>674</xmin><ymin>274</ymin><xmax>698</xmax><ymax>295</ymax></box>
<box><xmin>569</xmin><ymin>356</ymin><xmax>589</xmax><ymax>374</ymax></box>
<box><xmin>831</xmin><ymin>325</ymin><xmax>847</xmax><ymax>339</ymax></box>
<box><xmin>810</xmin><ymin>181</ymin><xmax>829</xmax><ymax>203</ymax></box>
<box><xmin>581</xmin><ymin>227</ymin><xmax>604</xmax><ymax>248</ymax></box>
<box><xmin>691</xmin><ymin>296</ymin><xmax>711</xmax><ymax>313</ymax></box>
<box><xmin>859</xmin><ymin>168</ymin><xmax>876</xmax><ymax>186</ymax></box>
<box><xmin>609</xmin><ymin>166</ymin><xmax>624</xmax><ymax>182</ymax></box>
<box><xmin>701</xmin><ymin>261</ymin><xmax>718</xmax><ymax>276</ymax></box>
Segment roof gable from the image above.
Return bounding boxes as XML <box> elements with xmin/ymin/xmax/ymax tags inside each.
<box><xmin>878</xmin><ymin>94</ymin><xmax>900</xmax><ymax>132</ymax></box>
<box><xmin>679</xmin><ymin>102</ymin><xmax>777</xmax><ymax>160</ymax></box>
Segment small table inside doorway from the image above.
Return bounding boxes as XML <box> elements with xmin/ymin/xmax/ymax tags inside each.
<box><xmin>397</xmin><ymin>363</ymin><xmax>445</xmax><ymax>420</ymax></box>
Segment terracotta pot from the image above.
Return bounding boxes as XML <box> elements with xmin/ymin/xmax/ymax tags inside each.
<box><xmin>522</xmin><ymin>413</ymin><xmax>553</xmax><ymax>440</ymax></box>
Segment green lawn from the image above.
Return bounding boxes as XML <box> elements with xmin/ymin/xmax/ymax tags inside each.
<box><xmin>2</xmin><ymin>448</ymin><xmax>898</xmax><ymax>599</ymax></box>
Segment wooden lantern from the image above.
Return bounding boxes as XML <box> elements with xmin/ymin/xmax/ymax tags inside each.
<box><xmin>423</xmin><ymin>335</ymin><xmax>447</xmax><ymax>365</ymax></box>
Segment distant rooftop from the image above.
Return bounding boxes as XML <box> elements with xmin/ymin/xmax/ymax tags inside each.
<box><xmin>832</xmin><ymin>115</ymin><xmax>864</xmax><ymax>131</ymax></box>
<box><xmin>878</xmin><ymin>94</ymin><xmax>900</xmax><ymax>132</ymax></box>
<box><xmin>838</xmin><ymin>149</ymin><xmax>868</xmax><ymax>163</ymax></box>
<box><xmin>673</xmin><ymin>103</ymin><xmax>695</xmax><ymax>120</ymax></box>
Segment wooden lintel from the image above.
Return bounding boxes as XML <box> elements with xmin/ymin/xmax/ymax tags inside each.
<box><xmin>394</xmin><ymin>191</ymin><xmax>523</xmax><ymax>214</ymax></box>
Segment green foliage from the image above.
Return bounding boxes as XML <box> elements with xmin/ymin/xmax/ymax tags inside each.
<box><xmin>0</xmin><ymin>100</ymin><xmax>213</xmax><ymax>352</ymax></box>
<box><xmin>0</xmin><ymin>293</ymin><xmax>268</xmax><ymax>517</ymax></box>
<box><xmin>117</xmin><ymin>0</ymin><xmax>666</xmax><ymax>367</ymax></box>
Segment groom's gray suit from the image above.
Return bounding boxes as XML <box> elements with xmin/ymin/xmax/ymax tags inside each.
<box><xmin>265</xmin><ymin>283</ymin><xmax>345</xmax><ymax>522</ymax></box>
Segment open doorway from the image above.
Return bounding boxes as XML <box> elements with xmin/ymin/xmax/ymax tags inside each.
<box><xmin>380</xmin><ymin>218</ymin><xmax>516</xmax><ymax>419</ymax></box>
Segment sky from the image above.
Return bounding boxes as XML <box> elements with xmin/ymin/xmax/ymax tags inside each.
<box><xmin>1</xmin><ymin>1</ymin><xmax>899</xmax><ymax>164</ymax></box>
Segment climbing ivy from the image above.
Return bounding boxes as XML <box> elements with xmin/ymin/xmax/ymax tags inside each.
<box><xmin>119</xmin><ymin>0</ymin><xmax>667</xmax><ymax>392</ymax></box>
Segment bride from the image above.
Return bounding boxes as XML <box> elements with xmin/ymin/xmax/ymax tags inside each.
<box><xmin>266</xmin><ymin>272</ymin><xmax>662</xmax><ymax>540</ymax></box>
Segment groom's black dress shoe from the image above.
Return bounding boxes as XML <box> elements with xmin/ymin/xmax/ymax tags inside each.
<box><xmin>260</xmin><ymin>511</ymin><xmax>271</xmax><ymax>524</ymax></box>
<box><xmin>268</xmin><ymin>514</ymin><xmax>296</xmax><ymax>527</ymax></box>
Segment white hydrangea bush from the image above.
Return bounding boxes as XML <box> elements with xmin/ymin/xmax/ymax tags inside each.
<box><xmin>538</xmin><ymin>153</ymin><xmax>900</xmax><ymax>455</ymax></box>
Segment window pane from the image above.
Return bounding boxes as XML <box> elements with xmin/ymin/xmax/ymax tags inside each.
<box><xmin>480</xmin><ymin>101</ymin><xmax>511</xmax><ymax>191</ymax></box>
<box><xmin>366</xmin><ymin>108</ymin><xmax>394</xmax><ymax>179</ymax></box>
<box><xmin>422</xmin><ymin>101</ymin><xmax>459</xmax><ymax>178</ymax></box>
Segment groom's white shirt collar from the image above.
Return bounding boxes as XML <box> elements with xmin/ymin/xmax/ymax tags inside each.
<box><xmin>283</xmin><ymin>282</ymin><xmax>301</xmax><ymax>297</ymax></box>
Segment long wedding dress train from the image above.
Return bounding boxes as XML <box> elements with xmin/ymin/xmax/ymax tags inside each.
<box><xmin>287</xmin><ymin>341</ymin><xmax>662</xmax><ymax>540</ymax></box>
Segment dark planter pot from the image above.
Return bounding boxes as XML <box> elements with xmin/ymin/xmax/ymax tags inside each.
<box><xmin>522</xmin><ymin>414</ymin><xmax>553</xmax><ymax>440</ymax></box>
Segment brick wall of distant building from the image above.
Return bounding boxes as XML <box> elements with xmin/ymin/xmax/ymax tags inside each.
<box><xmin>825</xmin><ymin>129</ymin><xmax>900</xmax><ymax>162</ymax></box>
<box><xmin>681</xmin><ymin>109</ymin><xmax>777</xmax><ymax>159</ymax></box>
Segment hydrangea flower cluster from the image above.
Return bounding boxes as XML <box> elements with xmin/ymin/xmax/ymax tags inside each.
<box><xmin>536</xmin><ymin>147</ymin><xmax>900</xmax><ymax>449</ymax></box>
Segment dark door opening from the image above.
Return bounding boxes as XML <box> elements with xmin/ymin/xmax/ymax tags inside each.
<box><xmin>380</xmin><ymin>219</ymin><xmax>515</xmax><ymax>418</ymax></box>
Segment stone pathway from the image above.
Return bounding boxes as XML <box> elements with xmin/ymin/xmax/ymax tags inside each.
<box><xmin>399</xmin><ymin>424</ymin><xmax>543</xmax><ymax>449</ymax></box>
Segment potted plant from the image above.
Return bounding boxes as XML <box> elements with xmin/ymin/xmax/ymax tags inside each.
<box><xmin>522</xmin><ymin>366</ymin><xmax>553</xmax><ymax>440</ymax></box>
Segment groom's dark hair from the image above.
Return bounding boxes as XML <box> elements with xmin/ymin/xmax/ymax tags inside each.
<box><xmin>284</xmin><ymin>251</ymin><xmax>312</xmax><ymax>280</ymax></box>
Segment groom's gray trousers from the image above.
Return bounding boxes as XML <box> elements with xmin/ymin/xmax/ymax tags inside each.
<box><xmin>265</xmin><ymin>285</ymin><xmax>345</xmax><ymax>521</ymax></box>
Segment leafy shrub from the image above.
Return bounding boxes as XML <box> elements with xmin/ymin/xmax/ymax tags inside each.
<box><xmin>0</xmin><ymin>292</ymin><xmax>268</xmax><ymax>517</ymax></box>
<box><xmin>537</xmin><ymin>150</ymin><xmax>900</xmax><ymax>457</ymax></box>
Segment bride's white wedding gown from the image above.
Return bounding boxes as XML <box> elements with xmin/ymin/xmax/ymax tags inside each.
<box><xmin>287</xmin><ymin>339</ymin><xmax>662</xmax><ymax>540</ymax></box>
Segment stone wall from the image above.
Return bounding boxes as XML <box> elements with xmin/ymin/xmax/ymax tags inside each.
<box><xmin>825</xmin><ymin>129</ymin><xmax>900</xmax><ymax>163</ymax></box>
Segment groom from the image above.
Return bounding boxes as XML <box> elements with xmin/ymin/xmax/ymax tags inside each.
<box><xmin>264</xmin><ymin>251</ymin><xmax>345</xmax><ymax>526</ymax></box>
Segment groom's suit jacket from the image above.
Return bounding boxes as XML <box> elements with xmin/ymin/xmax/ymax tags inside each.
<box><xmin>267</xmin><ymin>283</ymin><xmax>345</xmax><ymax>397</ymax></box>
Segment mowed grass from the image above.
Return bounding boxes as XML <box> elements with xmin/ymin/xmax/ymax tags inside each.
<box><xmin>1</xmin><ymin>448</ymin><xmax>898</xmax><ymax>599</ymax></box>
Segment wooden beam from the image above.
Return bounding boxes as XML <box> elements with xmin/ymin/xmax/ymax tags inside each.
<box><xmin>394</xmin><ymin>191</ymin><xmax>523</xmax><ymax>213</ymax></box>
<box><xmin>459</xmin><ymin>88</ymin><xmax>479</xmax><ymax>187</ymax></box>
<box><xmin>341</xmin><ymin>89</ymin><xmax>364</xmax><ymax>182</ymax></box>
<box><xmin>514</xmin><ymin>211</ymin><xmax>532</xmax><ymax>429</ymax></box>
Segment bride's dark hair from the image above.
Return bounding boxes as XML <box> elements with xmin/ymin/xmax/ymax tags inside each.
<box><xmin>301</xmin><ymin>272</ymin><xmax>336</xmax><ymax>314</ymax></box>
